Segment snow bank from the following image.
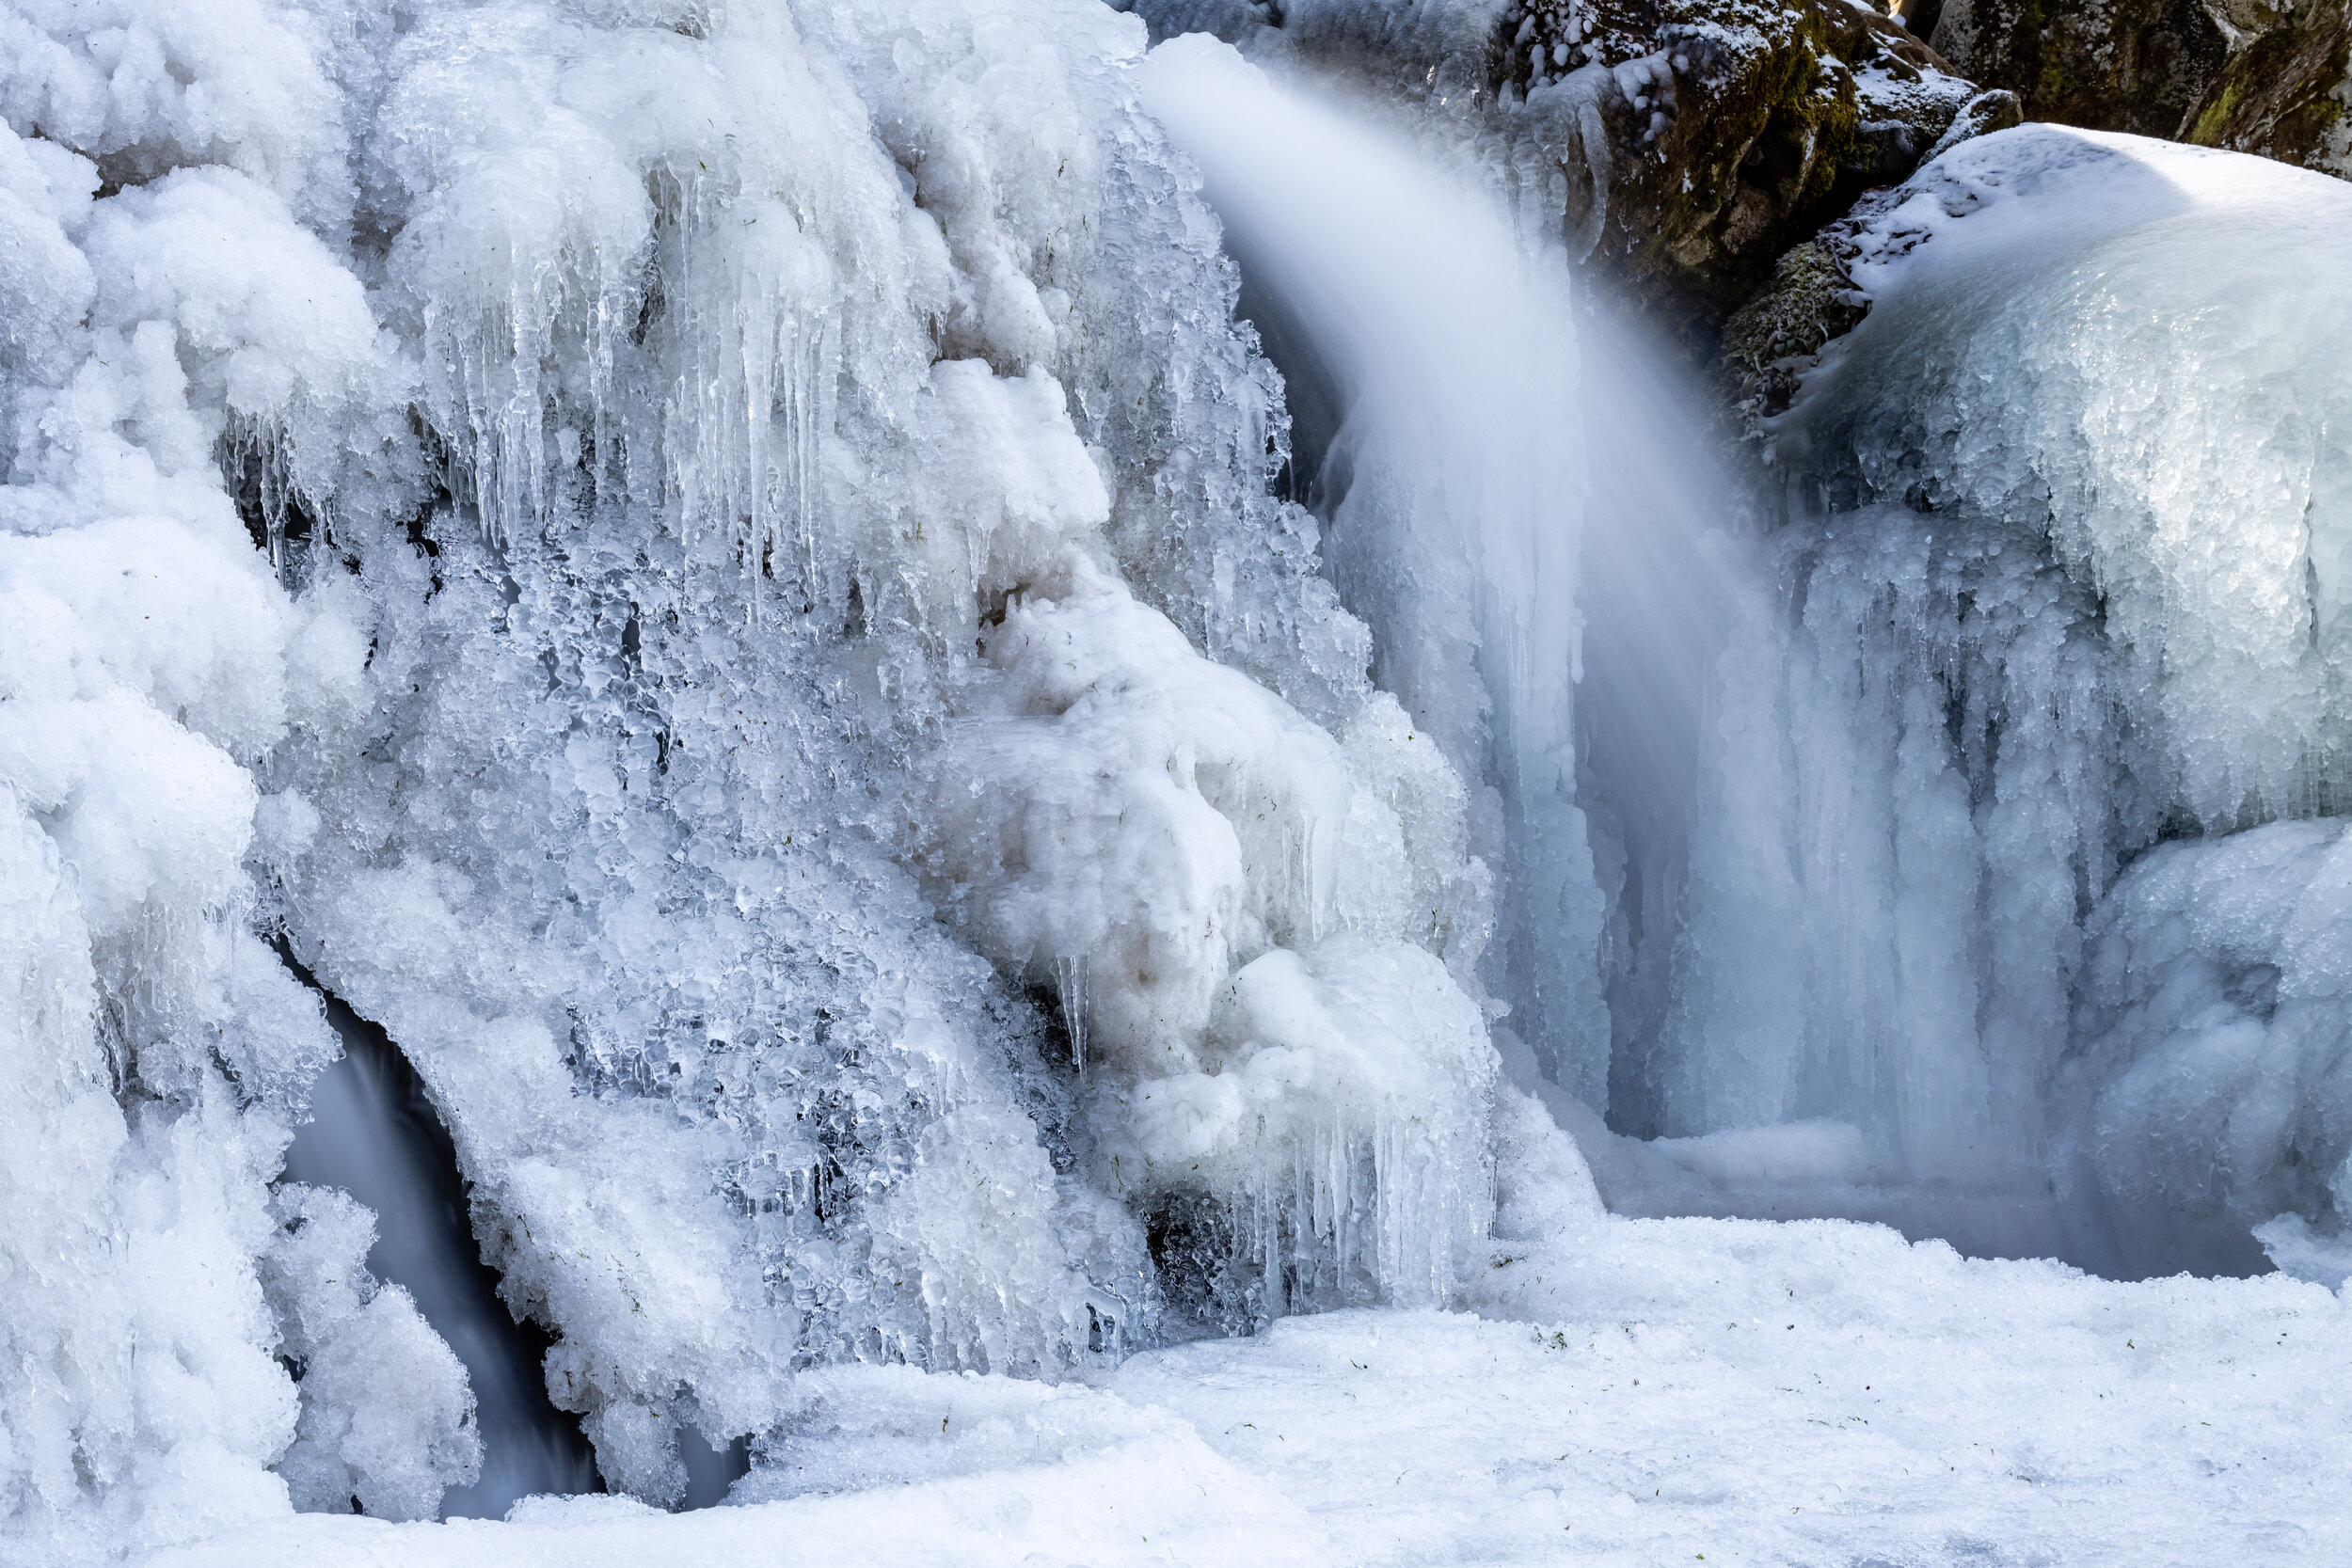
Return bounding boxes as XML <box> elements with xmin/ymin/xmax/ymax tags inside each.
<box><xmin>134</xmin><ymin>1211</ymin><xmax>2352</xmax><ymax>1568</ymax></box>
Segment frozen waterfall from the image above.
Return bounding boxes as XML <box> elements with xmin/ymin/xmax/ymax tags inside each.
<box><xmin>0</xmin><ymin>5</ymin><xmax>1549</xmax><ymax>1544</ymax></box>
<box><xmin>1596</xmin><ymin>126</ymin><xmax>2352</xmax><ymax>1277</ymax></box>
<box><xmin>1137</xmin><ymin>59</ymin><xmax>2352</xmax><ymax>1283</ymax></box>
<box><xmin>8</xmin><ymin>0</ymin><xmax>2352</xmax><ymax>1557</ymax></box>
<box><xmin>1136</xmin><ymin>37</ymin><xmax>1727</xmax><ymax>1114</ymax></box>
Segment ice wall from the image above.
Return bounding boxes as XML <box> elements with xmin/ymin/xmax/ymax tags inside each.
<box><xmin>1</xmin><ymin>0</ymin><xmax>1562</xmax><ymax>1547</ymax></box>
<box><xmin>0</xmin><ymin>99</ymin><xmax>467</xmax><ymax>1556</ymax></box>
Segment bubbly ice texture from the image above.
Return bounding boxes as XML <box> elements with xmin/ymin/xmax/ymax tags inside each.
<box><xmin>1</xmin><ymin>0</ymin><xmax>1541</xmax><ymax>1547</ymax></box>
<box><xmin>2069</xmin><ymin>820</ymin><xmax>2352</xmax><ymax>1269</ymax></box>
<box><xmin>258</xmin><ymin>1183</ymin><xmax>482</xmax><ymax>1523</ymax></box>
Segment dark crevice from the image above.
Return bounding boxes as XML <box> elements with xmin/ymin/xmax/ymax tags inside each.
<box><xmin>1232</xmin><ymin>255</ymin><xmax>1351</xmax><ymax>518</ymax></box>
<box><xmin>679</xmin><ymin>1430</ymin><xmax>752</xmax><ymax>1508</ymax></box>
<box><xmin>276</xmin><ymin>942</ymin><xmax>604</xmax><ymax>1518</ymax></box>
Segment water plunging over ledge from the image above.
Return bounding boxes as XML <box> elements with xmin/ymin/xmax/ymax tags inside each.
<box><xmin>1137</xmin><ymin>38</ymin><xmax>1725</xmax><ymax>1123</ymax></box>
<box><xmin>1133</xmin><ymin>41</ymin><xmax>2337</xmax><ymax>1282</ymax></box>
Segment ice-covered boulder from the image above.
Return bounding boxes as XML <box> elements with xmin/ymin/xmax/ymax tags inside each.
<box><xmin>1661</xmin><ymin>123</ymin><xmax>2352</xmax><ymax>1270</ymax></box>
<box><xmin>2067</xmin><ymin>819</ymin><xmax>2352</xmax><ymax>1261</ymax></box>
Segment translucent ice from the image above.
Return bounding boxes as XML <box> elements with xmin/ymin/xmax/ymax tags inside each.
<box><xmin>1659</xmin><ymin>126</ymin><xmax>2352</xmax><ymax>1269</ymax></box>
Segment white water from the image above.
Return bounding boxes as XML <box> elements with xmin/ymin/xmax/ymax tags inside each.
<box><xmin>1136</xmin><ymin>38</ymin><xmax>1726</xmax><ymax>1108</ymax></box>
<box><xmin>1139</xmin><ymin>55</ymin><xmax>2352</xmax><ymax>1283</ymax></box>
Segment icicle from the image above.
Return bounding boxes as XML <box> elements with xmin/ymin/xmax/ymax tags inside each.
<box><xmin>224</xmin><ymin>414</ymin><xmax>326</xmax><ymax>579</ymax></box>
<box><xmin>1052</xmin><ymin>954</ymin><xmax>1089</xmax><ymax>1082</ymax></box>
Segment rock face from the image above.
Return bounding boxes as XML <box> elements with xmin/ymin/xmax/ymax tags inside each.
<box><xmin>1929</xmin><ymin>0</ymin><xmax>2227</xmax><ymax>136</ymax></box>
<box><xmin>1932</xmin><ymin>0</ymin><xmax>2352</xmax><ymax>178</ymax></box>
<box><xmin>1502</xmin><ymin>0</ymin><xmax>2008</xmax><ymax>329</ymax></box>
<box><xmin>1120</xmin><ymin>0</ymin><xmax>2015</xmax><ymax>340</ymax></box>
<box><xmin>2182</xmin><ymin>0</ymin><xmax>2351</xmax><ymax>174</ymax></box>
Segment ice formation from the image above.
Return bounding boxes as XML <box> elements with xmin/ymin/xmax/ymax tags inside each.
<box><xmin>1645</xmin><ymin>126</ymin><xmax>2352</xmax><ymax>1272</ymax></box>
<box><xmin>279</xmin><ymin>986</ymin><xmax>597</xmax><ymax>1514</ymax></box>
<box><xmin>8</xmin><ymin>0</ymin><xmax>2352</xmax><ymax>1557</ymax></box>
<box><xmin>258</xmin><ymin>1183</ymin><xmax>481</xmax><ymax>1521</ymax></box>
<box><xmin>2</xmin><ymin>0</ymin><xmax>1524</xmax><ymax>1548</ymax></box>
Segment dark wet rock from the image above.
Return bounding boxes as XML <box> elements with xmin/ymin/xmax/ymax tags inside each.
<box><xmin>1932</xmin><ymin>0</ymin><xmax>2351</xmax><ymax>180</ymax></box>
<box><xmin>1930</xmin><ymin>0</ymin><xmax>2227</xmax><ymax>137</ymax></box>
<box><xmin>1119</xmin><ymin>0</ymin><xmax>2014</xmax><ymax>341</ymax></box>
<box><xmin>2182</xmin><ymin>0</ymin><xmax>2350</xmax><ymax>175</ymax></box>
<box><xmin>1502</xmin><ymin>0</ymin><xmax>1976</xmax><ymax>329</ymax></box>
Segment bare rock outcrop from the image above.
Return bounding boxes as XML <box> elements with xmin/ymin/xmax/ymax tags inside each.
<box><xmin>1119</xmin><ymin>0</ymin><xmax>2018</xmax><ymax>339</ymax></box>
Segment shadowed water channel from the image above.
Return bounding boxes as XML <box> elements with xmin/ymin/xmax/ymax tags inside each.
<box><xmin>278</xmin><ymin>952</ymin><xmax>605</xmax><ymax>1516</ymax></box>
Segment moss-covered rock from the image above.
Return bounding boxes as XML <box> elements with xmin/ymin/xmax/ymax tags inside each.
<box><xmin>1715</xmin><ymin>237</ymin><xmax>1869</xmax><ymax>429</ymax></box>
<box><xmin>2183</xmin><ymin>1</ymin><xmax>2351</xmax><ymax>176</ymax></box>
<box><xmin>1931</xmin><ymin>0</ymin><xmax>2352</xmax><ymax>180</ymax></box>
<box><xmin>1121</xmin><ymin>0</ymin><xmax>2012</xmax><ymax>341</ymax></box>
<box><xmin>1535</xmin><ymin>0</ymin><xmax>1985</xmax><ymax>328</ymax></box>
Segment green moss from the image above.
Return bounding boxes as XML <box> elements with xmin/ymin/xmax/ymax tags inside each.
<box><xmin>1720</xmin><ymin>245</ymin><xmax>1846</xmax><ymax>373</ymax></box>
<box><xmin>1640</xmin><ymin>0</ymin><xmax>1871</xmax><ymax>280</ymax></box>
<box><xmin>2181</xmin><ymin>10</ymin><xmax>2351</xmax><ymax>168</ymax></box>
<box><xmin>1713</xmin><ymin>238</ymin><xmax>1869</xmax><ymax>431</ymax></box>
<box><xmin>2187</xmin><ymin>77</ymin><xmax>2249</xmax><ymax>146</ymax></box>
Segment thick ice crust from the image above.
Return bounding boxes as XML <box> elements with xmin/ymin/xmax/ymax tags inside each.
<box><xmin>1</xmin><ymin>0</ymin><xmax>1517</xmax><ymax>1546</ymax></box>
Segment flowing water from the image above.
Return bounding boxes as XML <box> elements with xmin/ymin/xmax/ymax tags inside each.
<box><xmin>1136</xmin><ymin>40</ymin><xmax>1727</xmax><ymax>1114</ymax></box>
<box><xmin>1135</xmin><ymin>47</ymin><xmax>2349</xmax><ymax>1280</ymax></box>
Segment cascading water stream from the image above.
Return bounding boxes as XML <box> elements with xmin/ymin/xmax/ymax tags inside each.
<box><xmin>1130</xmin><ymin>38</ymin><xmax>2257</xmax><ymax>1278</ymax></box>
<box><xmin>1135</xmin><ymin>49</ymin><xmax>2280</xmax><ymax>1277</ymax></box>
<box><xmin>1136</xmin><ymin>39</ymin><xmax>1725</xmax><ymax>1111</ymax></box>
